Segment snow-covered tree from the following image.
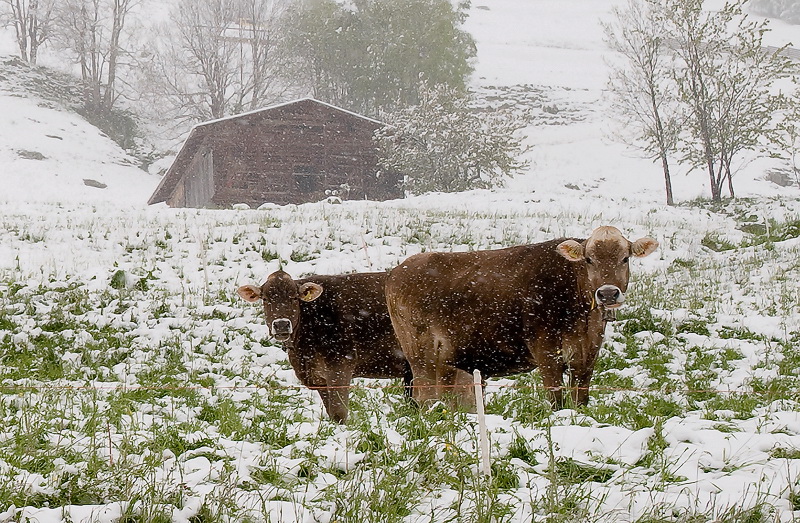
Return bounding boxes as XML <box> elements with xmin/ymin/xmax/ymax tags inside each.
<box><xmin>375</xmin><ymin>83</ymin><xmax>529</xmax><ymax>194</ymax></box>
<box><xmin>665</xmin><ymin>0</ymin><xmax>792</xmax><ymax>200</ymax></box>
<box><xmin>604</xmin><ymin>0</ymin><xmax>681</xmax><ymax>206</ymax></box>
<box><xmin>774</xmin><ymin>92</ymin><xmax>800</xmax><ymax>187</ymax></box>
<box><xmin>606</xmin><ymin>0</ymin><xmax>793</xmax><ymax>201</ymax></box>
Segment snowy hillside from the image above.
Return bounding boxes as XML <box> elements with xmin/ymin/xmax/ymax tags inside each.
<box><xmin>462</xmin><ymin>0</ymin><xmax>800</xmax><ymax>204</ymax></box>
<box><xmin>0</xmin><ymin>58</ymin><xmax>160</xmax><ymax>205</ymax></box>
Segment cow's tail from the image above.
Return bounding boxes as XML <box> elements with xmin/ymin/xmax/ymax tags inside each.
<box><xmin>402</xmin><ymin>361</ymin><xmax>414</xmax><ymax>401</ymax></box>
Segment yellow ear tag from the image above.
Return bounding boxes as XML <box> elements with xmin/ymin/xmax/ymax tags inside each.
<box><xmin>299</xmin><ymin>283</ymin><xmax>323</xmax><ymax>302</ymax></box>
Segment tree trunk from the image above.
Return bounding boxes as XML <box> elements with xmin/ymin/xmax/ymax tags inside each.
<box><xmin>659</xmin><ymin>151</ymin><xmax>674</xmax><ymax>205</ymax></box>
<box><xmin>102</xmin><ymin>0</ymin><xmax>126</xmax><ymax>114</ymax></box>
<box><xmin>724</xmin><ymin>157</ymin><xmax>735</xmax><ymax>198</ymax></box>
<box><xmin>711</xmin><ymin>162</ymin><xmax>726</xmax><ymax>201</ymax></box>
<box><xmin>12</xmin><ymin>0</ymin><xmax>30</xmax><ymax>62</ymax></box>
<box><xmin>29</xmin><ymin>38</ymin><xmax>38</xmax><ymax>64</ymax></box>
<box><xmin>650</xmin><ymin>93</ymin><xmax>674</xmax><ymax>206</ymax></box>
<box><xmin>26</xmin><ymin>0</ymin><xmax>38</xmax><ymax>64</ymax></box>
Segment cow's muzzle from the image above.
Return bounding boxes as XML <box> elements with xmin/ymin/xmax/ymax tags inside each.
<box><xmin>595</xmin><ymin>285</ymin><xmax>623</xmax><ymax>308</ymax></box>
<box><xmin>271</xmin><ymin>318</ymin><xmax>293</xmax><ymax>341</ymax></box>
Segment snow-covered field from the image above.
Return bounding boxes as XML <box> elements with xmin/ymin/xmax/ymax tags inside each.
<box><xmin>2</xmin><ymin>1</ymin><xmax>800</xmax><ymax>522</ymax></box>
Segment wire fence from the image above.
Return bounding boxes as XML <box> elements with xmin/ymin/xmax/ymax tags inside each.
<box><xmin>0</xmin><ymin>380</ymin><xmax>791</xmax><ymax>398</ymax></box>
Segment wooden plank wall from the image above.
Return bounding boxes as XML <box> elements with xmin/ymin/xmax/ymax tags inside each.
<box><xmin>179</xmin><ymin>101</ymin><xmax>402</xmax><ymax>208</ymax></box>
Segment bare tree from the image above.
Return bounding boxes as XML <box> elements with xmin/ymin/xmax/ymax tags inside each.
<box><xmin>236</xmin><ymin>0</ymin><xmax>295</xmax><ymax>112</ymax></box>
<box><xmin>2</xmin><ymin>0</ymin><xmax>54</xmax><ymax>63</ymax></box>
<box><xmin>608</xmin><ymin>0</ymin><xmax>793</xmax><ymax>201</ymax></box>
<box><xmin>664</xmin><ymin>0</ymin><xmax>791</xmax><ymax>200</ymax></box>
<box><xmin>603</xmin><ymin>0</ymin><xmax>680</xmax><ymax>205</ymax></box>
<box><xmin>375</xmin><ymin>83</ymin><xmax>529</xmax><ymax>194</ymax></box>
<box><xmin>53</xmin><ymin>0</ymin><xmax>139</xmax><ymax>115</ymax></box>
<box><xmin>140</xmin><ymin>0</ymin><xmax>294</xmax><ymax>129</ymax></box>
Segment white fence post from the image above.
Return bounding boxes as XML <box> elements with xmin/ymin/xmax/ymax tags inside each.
<box><xmin>473</xmin><ymin>369</ymin><xmax>491</xmax><ymax>477</ymax></box>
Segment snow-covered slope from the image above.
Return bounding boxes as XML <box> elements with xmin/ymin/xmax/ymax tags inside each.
<box><xmin>0</xmin><ymin>58</ymin><xmax>159</xmax><ymax>205</ymax></box>
<box><xmin>463</xmin><ymin>0</ymin><xmax>799</xmax><ymax>204</ymax></box>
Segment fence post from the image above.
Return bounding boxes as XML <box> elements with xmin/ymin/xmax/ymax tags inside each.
<box><xmin>474</xmin><ymin>369</ymin><xmax>491</xmax><ymax>477</ymax></box>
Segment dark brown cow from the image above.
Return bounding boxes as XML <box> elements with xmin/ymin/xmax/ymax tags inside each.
<box><xmin>385</xmin><ymin>226</ymin><xmax>658</xmax><ymax>409</ymax></box>
<box><xmin>238</xmin><ymin>270</ymin><xmax>412</xmax><ymax>423</ymax></box>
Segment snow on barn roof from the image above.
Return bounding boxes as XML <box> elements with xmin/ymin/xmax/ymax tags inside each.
<box><xmin>193</xmin><ymin>97</ymin><xmax>384</xmax><ymax>128</ymax></box>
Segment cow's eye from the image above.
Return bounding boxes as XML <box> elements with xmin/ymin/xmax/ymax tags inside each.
<box><xmin>585</xmin><ymin>257</ymin><xmax>593</xmax><ymax>265</ymax></box>
<box><xmin>623</xmin><ymin>257</ymin><xmax>629</xmax><ymax>264</ymax></box>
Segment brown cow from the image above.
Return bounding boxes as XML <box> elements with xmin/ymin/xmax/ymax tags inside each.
<box><xmin>238</xmin><ymin>270</ymin><xmax>412</xmax><ymax>423</ymax></box>
<box><xmin>385</xmin><ymin>226</ymin><xmax>658</xmax><ymax>409</ymax></box>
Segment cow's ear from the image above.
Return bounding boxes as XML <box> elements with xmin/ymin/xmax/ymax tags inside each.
<box><xmin>299</xmin><ymin>282</ymin><xmax>323</xmax><ymax>302</ymax></box>
<box><xmin>631</xmin><ymin>237</ymin><xmax>659</xmax><ymax>257</ymax></box>
<box><xmin>237</xmin><ymin>285</ymin><xmax>263</xmax><ymax>303</ymax></box>
<box><xmin>557</xmin><ymin>240</ymin><xmax>585</xmax><ymax>262</ymax></box>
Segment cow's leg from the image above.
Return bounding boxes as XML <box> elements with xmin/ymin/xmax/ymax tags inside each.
<box><xmin>434</xmin><ymin>364</ymin><xmax>476</xmax><ymax>411</ymax></box>
<box><xmin>404</xmin><ymin>334</ymin><xmax>442</xmax><ymax>405</ymax></box>
<box><xmin>453</xmin><ymin>368</ymin><xmax>477</xmax><ymax>411</ymax></box>
<box><xmin>318</xmin><ymin>366</ymin><xmax>353</xmax><ymax>424</ymax></box>
<box><xmin>562</xmin><ymin>314</ymin><xmax>604</xmax><ymax>407</ymax></box>
<box><xmin>430</xmin><ymin>336</ymin><xmax>475</xmax><ymax>410</ymax></box>
<box><xmin>528</xmin><ymin>335</ymin><xmax>566</xmax><ymax>409</ymax></box>
<box><xmin>570</xmin><ymin>366</ymin><xmax>594</xmax><ymax>406</ymax></box>
<box><xmin>409</xmin><ymin>362</ymin><xmax>439</xmax><ymax>405</ymax></box>
<box><xmin>290</xmin><ymin>352</ymin><xmax>338</xmax><ymax>418</ymax></box>
<box><xmin>390</xmin><ymin>319</ymin><xmax>437</xmax><ymax>405</ymax></box>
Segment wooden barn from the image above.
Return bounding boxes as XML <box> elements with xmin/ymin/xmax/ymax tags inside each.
<box><xmin>147</xmin><ymin>98</ymin><xmax>403</xmax><ymax>208</ymax></box>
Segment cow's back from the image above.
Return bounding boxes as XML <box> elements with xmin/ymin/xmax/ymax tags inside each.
<box><xmin>386</xmin><ymin>240</ymin><xmax>587</xmax><ymax>377</ymax></box>
<box><xmin>295</xmin><ymin>272</ymin><xmax>407</xmax><ymax>379</ymax></box>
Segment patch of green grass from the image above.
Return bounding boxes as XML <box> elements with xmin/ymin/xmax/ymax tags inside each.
<box><xmin>618</xmin><ymin>308</ymin><xmax>674</xmax><ymax>337</ymax></box>
<box><xmin>356</xmin><ymin>430</ymin><xmax>388</xmax><ymax>453</ymax></box>
<box><xmin>701</xmin><ymin>233</ymin><xmax>737</xmax><ymax>252</ymax></box>
<box><xmin>289</xmin><ymin>250</ymin><xmax>316</xmax><ymax>262</ymax></box>
<box><xmin>684</xmin><ymin>346</ymin><xmax>718</xmax><ymax>404</ymax></box>
<box><xmin>671</xmin><ymin>258</ymin><xmax>696</xmax><ymax>270</ymax></box>
<box><xmin>1</xmin><ymin>334</ymin><xmax>66</xmax><ymax>380</ymax></box>
<box><xmin>485</xmin><ymin>373</ymin><xmax>552</xmax><ymax>424</ymax></box>
<box><xmin>701</xmin><ymin>392</ymin><xmax>761</xmax><ymax>420</ymax></box>
<box><xmin>250</xmin><ymin>462</ymin><xmax>287</xmax><ymax>487</ymax></box>
<box><xmin>489</xmin><ymin>460</ymin><xmax>519</xmax><ymax>489</ymax></box>
<box><xmin>640</xmin><ymin>341</ymin><xmax>676</xmax><ymax>388</ymax></box>
<box><xmin>0</xmin><ymin>314</ymin><xmax>15</xmax><ymax>331</ymax></box>
<box><xmin>325</xmin><ymin>463</ymin><xmax>418</xmax><ymax>523</ymax></box>
<box><xmin>553</xmin><ymin>457</ymin><xmax>615</xmax><ymax>484</ymax></box>
<box><xmin>588</xmin><ymin>393</ymin><xmax>683</xmax><ymax>430</ymax></box>
<box><xmin>718</xmin><ymin>326</ymin><xmax>763</xmax><ymax>341</ymax></box>
<box><xmin>507</xmin><ymin>435</ymin><xmax>539</xmax><ymax>467</ymax></box>
<box><xmin>198</xmin><ymin>397</ymin><xmax>246</xmax><ymax>437</ymax></box>
<box><xmin>677</xmin><ymin>318</ymin><xmax>711</xmax><ymax>336</ymax></box>
<box><xmin>149</xmin><ymin>424</ymin><xmax>215</xmax><ymax>458</ymax></box>
<box><xmin>788</xmin><ymin>484</ymin><xmax>800</xmax><ymax>512</ymax></box>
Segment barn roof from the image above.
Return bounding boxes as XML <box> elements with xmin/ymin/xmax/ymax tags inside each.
<box><xmin>147</xmin><ymin>98</ymin><xmax>384</xmax><ymax>205</ymax></box>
